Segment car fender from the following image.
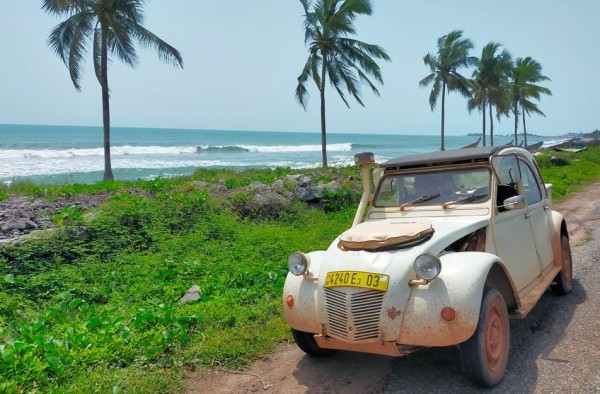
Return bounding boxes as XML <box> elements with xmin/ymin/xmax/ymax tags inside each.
<box><xmin>283</xmin><ymin>251</ymin><xmax>326</xmax><ymax>334</ymax></box>
<box><xmin>550</xmin><ymin>210</ymin><xmax>567</xmax><ymax>268</ymax></box>
<box><xmin>399</xmin><ymin>252</ymin><xmax>505</xmax><ymax>347</ymax></box>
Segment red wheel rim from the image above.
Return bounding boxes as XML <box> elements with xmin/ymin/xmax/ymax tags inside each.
<box><xmin>484</xmin><ymin>304</ymin><xmax>506</xmax><ymax>373</ymax></box>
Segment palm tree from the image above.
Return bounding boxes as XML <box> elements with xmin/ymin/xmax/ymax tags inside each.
<box><xmin>507</xmin><ymin>57</ymin><xmax>551</xmax><ymax>146</ymax></box>
<box><xmin>296</xmin><ymin>0</ymin><xmax>390</xmax><ymax>168</ymax></box>
<box><xmin>420</xmin><ymin>30</ymin><xmax>477</xmax><ymax>151</ymax></box>
<box><xmin>467</xmin><ymin>43</ymin><xmax>512</xmax><ymax>146</ymax></box>
<box><xmin>42</xmin><ymin>0</ymin><xmax>183</xmax><ymax>181</ymax></box>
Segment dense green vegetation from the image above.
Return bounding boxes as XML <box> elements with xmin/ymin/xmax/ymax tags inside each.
<box><xmin>535</xmin><ymin>147</ymin><xmax>600</xmax><ymax>201</ymax></box>
<box><xmin>0</xmin><ymin>166</ymin><xmax>357</xmax><ymax>392</ymax></box>
<box><xmin>0</xmin><ymin>147</ymin><xmax>599</xmax><ymax>392</ymax></box>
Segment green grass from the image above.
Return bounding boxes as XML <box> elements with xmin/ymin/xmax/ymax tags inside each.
<box><xmin>0</xmin><ymin>179</ymin><xmax>354</xmax><ymax>392</ymax></box>
<box><xmin>534</xmin><ymin>146</ymin><xmax>600</xmax><ymax>202</ymax></box>
<box><xmin>0</xmin><ymin>148</ymin><xmax>598</xmax><ymax>392</ymax></box>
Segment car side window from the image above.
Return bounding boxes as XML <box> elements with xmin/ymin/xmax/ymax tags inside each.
<box><xmin>492</xmin><ymin>155</ymin><xmax>521</xmax><ymax>211</ymax></box>
<box><xmin>518</xmin><ymin>159</ymin><xmax>542</xmax><ymax>205</ymax></box>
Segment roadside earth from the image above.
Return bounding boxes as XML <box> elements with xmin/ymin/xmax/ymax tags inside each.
<box><xmin>185</xmin><ymin>181</ymin><xmax>600</xmax><ymax>394</ymax></box>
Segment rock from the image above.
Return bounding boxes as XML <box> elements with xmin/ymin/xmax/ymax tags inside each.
<box><xmin>180</xmin><ymin>285</ymin><xmax>202</xmax><ymax>304</ymax></box>
<box><xmin>251</xmin><ymin>189</ymin><xmax>289</xmax><ymax>207</ymax></box>
<box><xmin>296</xmin><ymin>181</ymin><xmax>341</xmax><ymax>202</ymax></box>
<box><xmin>285</xmin><ymin>174</ymin><xmax>311</xmax><ymax>187</ymax></box>
<box><xmin>550</xmin><ymin>156</ymin><xmax>569</xmax><ymax>166</ymax></box>
<box><xmin>325</xmin><ymin>180</ymin><xmax>342</xmax><ymax>193</ymax></box>
<box><xmin>247</xmin><ymin>181</ymin><xmax>267</xmax><ymax>191</ymax></box>
<box><xmin>1</xmin><ymin>217</ymin><xmax>38</xmax><ymax>231</ymax></box>
<box><xmin>271</xmin><ymin>179</ymin><xmax>285</xmax><ymax>192</ymax></box>
<box><xmin>296</xmin><ymin>185</ymin><xmax>324</xmax><ymax>202</ymax></box>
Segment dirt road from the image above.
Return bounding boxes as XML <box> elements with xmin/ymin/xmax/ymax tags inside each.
<box><xmin>186</xmin><ymin>182</ymin><xmax>600</xmax><ymax>394</ymax></box>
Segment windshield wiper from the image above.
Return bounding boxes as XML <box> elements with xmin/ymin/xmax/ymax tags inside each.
<box><xmin>400</xmin><ymin>193</ymin><xmax>441</xmax><ymax>210</ymax></box>
<box><xmin>442</xmin><ymin>193</ymin><xmax>488</xmax><ymax>209</ymax></box>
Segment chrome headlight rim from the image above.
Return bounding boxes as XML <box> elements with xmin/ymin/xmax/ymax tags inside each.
<box><xmin>414</xmin><ymin>253</ymin><xmax>442</xmax><ymax>281</ymax></box>
<box><xmin>288</xmin><ymin>252</ymin><xmax>309</xmax><ymax>276</ymax></box>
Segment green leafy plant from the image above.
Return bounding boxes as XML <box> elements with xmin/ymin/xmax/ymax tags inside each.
<box><xmin>53</xmin><ymin>206</ymin><xmax>84</xmax><ymax>226</ymax></box>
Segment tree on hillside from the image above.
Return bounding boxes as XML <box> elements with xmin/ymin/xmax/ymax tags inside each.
<box><xmin>42</xmin><ymin>0</ymin><xmax>183</xmax><ymax>181</ymax></box>
<box><xmin>296</xmin><ymin>0</ymin><xmax>390</xmax><ymax>168</ymax></box>
<box><xmin>467</xmin><ymin>42</ymin><xmax>512</xmax><ymax>146</ymax></box>
<box><xmin>420</xmin><ymin>30</ymin><xmax>477</xmax><ymax>151</ymax></box>
<box><xmin>507</xmin><ymin>57</ymin><xmax>551</xmax><ymax>147</ymax></box>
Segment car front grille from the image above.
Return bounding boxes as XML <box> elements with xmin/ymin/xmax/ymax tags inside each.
<box><xmin>324</xmin><ymin>287</ymin><xmax>385</xmax><ymax>341</ymax></box>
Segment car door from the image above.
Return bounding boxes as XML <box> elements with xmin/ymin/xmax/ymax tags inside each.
<box><xmin>491</xmin><ymin>155</ymin><xmax>541</xmax><ymax>291</ymax></box>
<box><xmin>518</xmin><ymin>158</ymin><xmax>554</xmax><ymax>271</ymax></box>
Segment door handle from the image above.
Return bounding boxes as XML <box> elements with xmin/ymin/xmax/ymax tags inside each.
<box><xmin>543</xmin><ymin>205</ymin><xmax>550</xmax><ymax>210</ymax></box>
<box><xmin>525</xmin><ymin>213</ymin><xmax>531</xmax><ymax>218</ymax></box>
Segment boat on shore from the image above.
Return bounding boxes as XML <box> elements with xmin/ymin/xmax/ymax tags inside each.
<box><xmin>460</xmin><ymin>137</ymin><xmax>481</xmax><ymax>149</ymax></box>
<box><xmin>545</xmin><ymin>138</ymin><xmax>576</xmax><ymax>150</ymax></box>
<box><xmin>525</xmin><ymin>141</ymin><xmax>544</xmax><ymax>151</ymax></box>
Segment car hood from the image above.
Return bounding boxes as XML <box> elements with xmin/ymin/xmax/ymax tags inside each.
<box><xmin>321</xmin><ymin>217</ymin><xmax>489</xmax><ymax>275</ymax></box>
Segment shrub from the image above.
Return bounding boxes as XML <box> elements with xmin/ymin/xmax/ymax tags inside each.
<box><xmin>321</xmin><ymin>188</ymin><xmax>359</xmax><ymax>213</ymax></box>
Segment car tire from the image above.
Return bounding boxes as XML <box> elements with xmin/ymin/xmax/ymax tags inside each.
<box><xmin>460</xmin><ymin>288</ymin><xmax>510</xmax><ymax>387</ymax></box>
<box><xmin>551</xmin><ymin>234</ymin><xmax>573</xmax><ymax>296</ymax></box>
<box><xmin>291</xmin><ymin>329</ymin><xmax>333</xmax><ymax>356</ymax></box>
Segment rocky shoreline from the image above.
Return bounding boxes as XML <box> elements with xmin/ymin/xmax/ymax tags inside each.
<box><xmin>0</xmin><ymin>173</ymin><xmax>353</xmax><ymax>242</ymax></box>
<box><xmin>0</xmin><ymin>193</ymin><xmax>112</xmax><ymax>242</ymax></box>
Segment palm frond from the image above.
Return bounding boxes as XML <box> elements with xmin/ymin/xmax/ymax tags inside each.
<box><xmin>129</xmin><ymin>24</ymin><xmax>183</xmax><ymax>68</ymax></box>
<box><xmin>296</xmin><ymin>55</ymin><xmax>318</xmax><ymax>109</ymax></box>
<box><xmin>47</xmin><ymin>12</ymin><xmax>93</xmax><ymax>90</ymax></box>
<box><xmin>419</xmin><ymin>73</ymin><xmax>436</xmax><ymax>88</ymax></box>
<box><xmin>296</xmin><ymin>0</ymin><xmax>387</xmax><ymax>110</ymax></box>
<box><xmin>327</xmin><ymin>60</ymin><xmax>352</xmax><ymax>107</ymax></box>
<box><xmin>428</xmin><ymin>79</ymin><xmax>441</xmax><ymax>110</ymax></box>
<box><xmin>105</xmin><ymin>16</ymin><xmax>139</xmax><ymax>68</ymax></box>
<box><xmin>41</xmin><ymin>0</ymin><xmax>82</xmax><ymax>15</ymax></box>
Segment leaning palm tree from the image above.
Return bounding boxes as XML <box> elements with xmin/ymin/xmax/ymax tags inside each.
<box><xmin>420</xmin><ymin>30</ymin><xmax>477</xmax><ymax>151</ymax></box>
<box><xmin>296</xmin><ymin>0</ymin><xmax>390</xmax><ymax>168</ymax></box>
<box><xmin>43</xmin><ymin>0</ymin><xmax>183</xmax><ymax>181</ymax></box>
<box><xmin>467</xmin><ymin>43</ymin><xmax>512</xmax><ymax>146</ymax></box>
<box><xmin>507</xmin><ymin>57</ymin><xmax>552</xmax><ymax>146</ymax></box>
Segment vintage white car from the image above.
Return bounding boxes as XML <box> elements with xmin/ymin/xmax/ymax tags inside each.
<box><xmin>283</xmin><ymin>146</ymin><xmax>572</xmax><ymax>387</ymax></box>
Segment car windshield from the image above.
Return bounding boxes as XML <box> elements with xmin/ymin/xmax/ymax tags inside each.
<box><xmin>374</xmin><ymin>167</ymin><xmax>491</xmax><ymax>208</ymax></box>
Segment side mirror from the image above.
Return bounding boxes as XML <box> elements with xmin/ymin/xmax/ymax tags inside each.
<box><xmin>503</xmin><ymin>195</ymin><xmax>526</xmax><ymax>210</ymax></box>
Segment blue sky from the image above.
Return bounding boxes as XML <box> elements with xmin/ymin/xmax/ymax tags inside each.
<box><xmin>1</xmin><ymin>0</ymin><xmax>598</xmax><ymax>136</ymax></box>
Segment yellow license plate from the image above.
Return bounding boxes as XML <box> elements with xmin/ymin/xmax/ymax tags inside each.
<box><xmin>325</xmin><ymin>271</ymin><xmax>389</xmax><ymax>291</ymax></box>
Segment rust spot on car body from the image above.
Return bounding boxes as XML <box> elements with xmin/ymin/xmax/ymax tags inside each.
<box><xmin>387</xmin><ymin>306</ymin><xmax>401</xmax><ymax>320</ymax></box>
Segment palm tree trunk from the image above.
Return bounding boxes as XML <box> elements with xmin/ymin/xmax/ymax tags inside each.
<box><xmin>481</xmin><ymin>99</ymin><xmax>486</xmax><ymax>147</ymax></box>
<box><xmin>101</xmin><ymin>32</ymin><xmax>114</xmax><ymax>181</ymax></box>
<box><xmin>440</xmin><ymin>81</ymin><xmax>446</xmax><ymax>151</ymax></box>
<box><xmin>320</xmin><ymin>55</ymin><xmax>328</xmax><ymax>168</ymax></box>
<box><xmin>521</xmin><ymin>103</ymin><xmax>528</xmax><ymax>147</ymax></box>
<box><xmin>488</xmin><ymin>102</ymin><xmax>494</xmax><ymax>146</ymax></box>
<box><xmin>513</xmin><ymin>100</ymin><xmax>519</xmax><ymax>146</ymax></box>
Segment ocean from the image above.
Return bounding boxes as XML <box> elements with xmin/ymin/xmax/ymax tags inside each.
<box><xmin>0</xmin><ymin>124</ymin><xmax>562</xmax><ymax>184</ymax></box>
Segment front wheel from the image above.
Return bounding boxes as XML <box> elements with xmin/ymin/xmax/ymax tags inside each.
<box><xmin>551</xmin><ymin>234</ymin><xmax>573</xmax><ymax>296</ymax></box>
<box><xmin>460</xmin><ymin>288</ymin><xmax>510</xmax><ymax>387</ymax></box>
<box><xmin>291</xmin><ymin>329</ymin><xmax>333</xmax><ymax>356</ymax></box>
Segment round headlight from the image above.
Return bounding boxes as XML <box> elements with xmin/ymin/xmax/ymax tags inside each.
<box><xmin>288</xmin><ymin>252</ymin><xmax>309</xmax><ymax>276</ymax></box>
<box><xmin>414</xmin><ymin>254</ymin><xmax>441</xmax><ymax>281</ymax></box>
